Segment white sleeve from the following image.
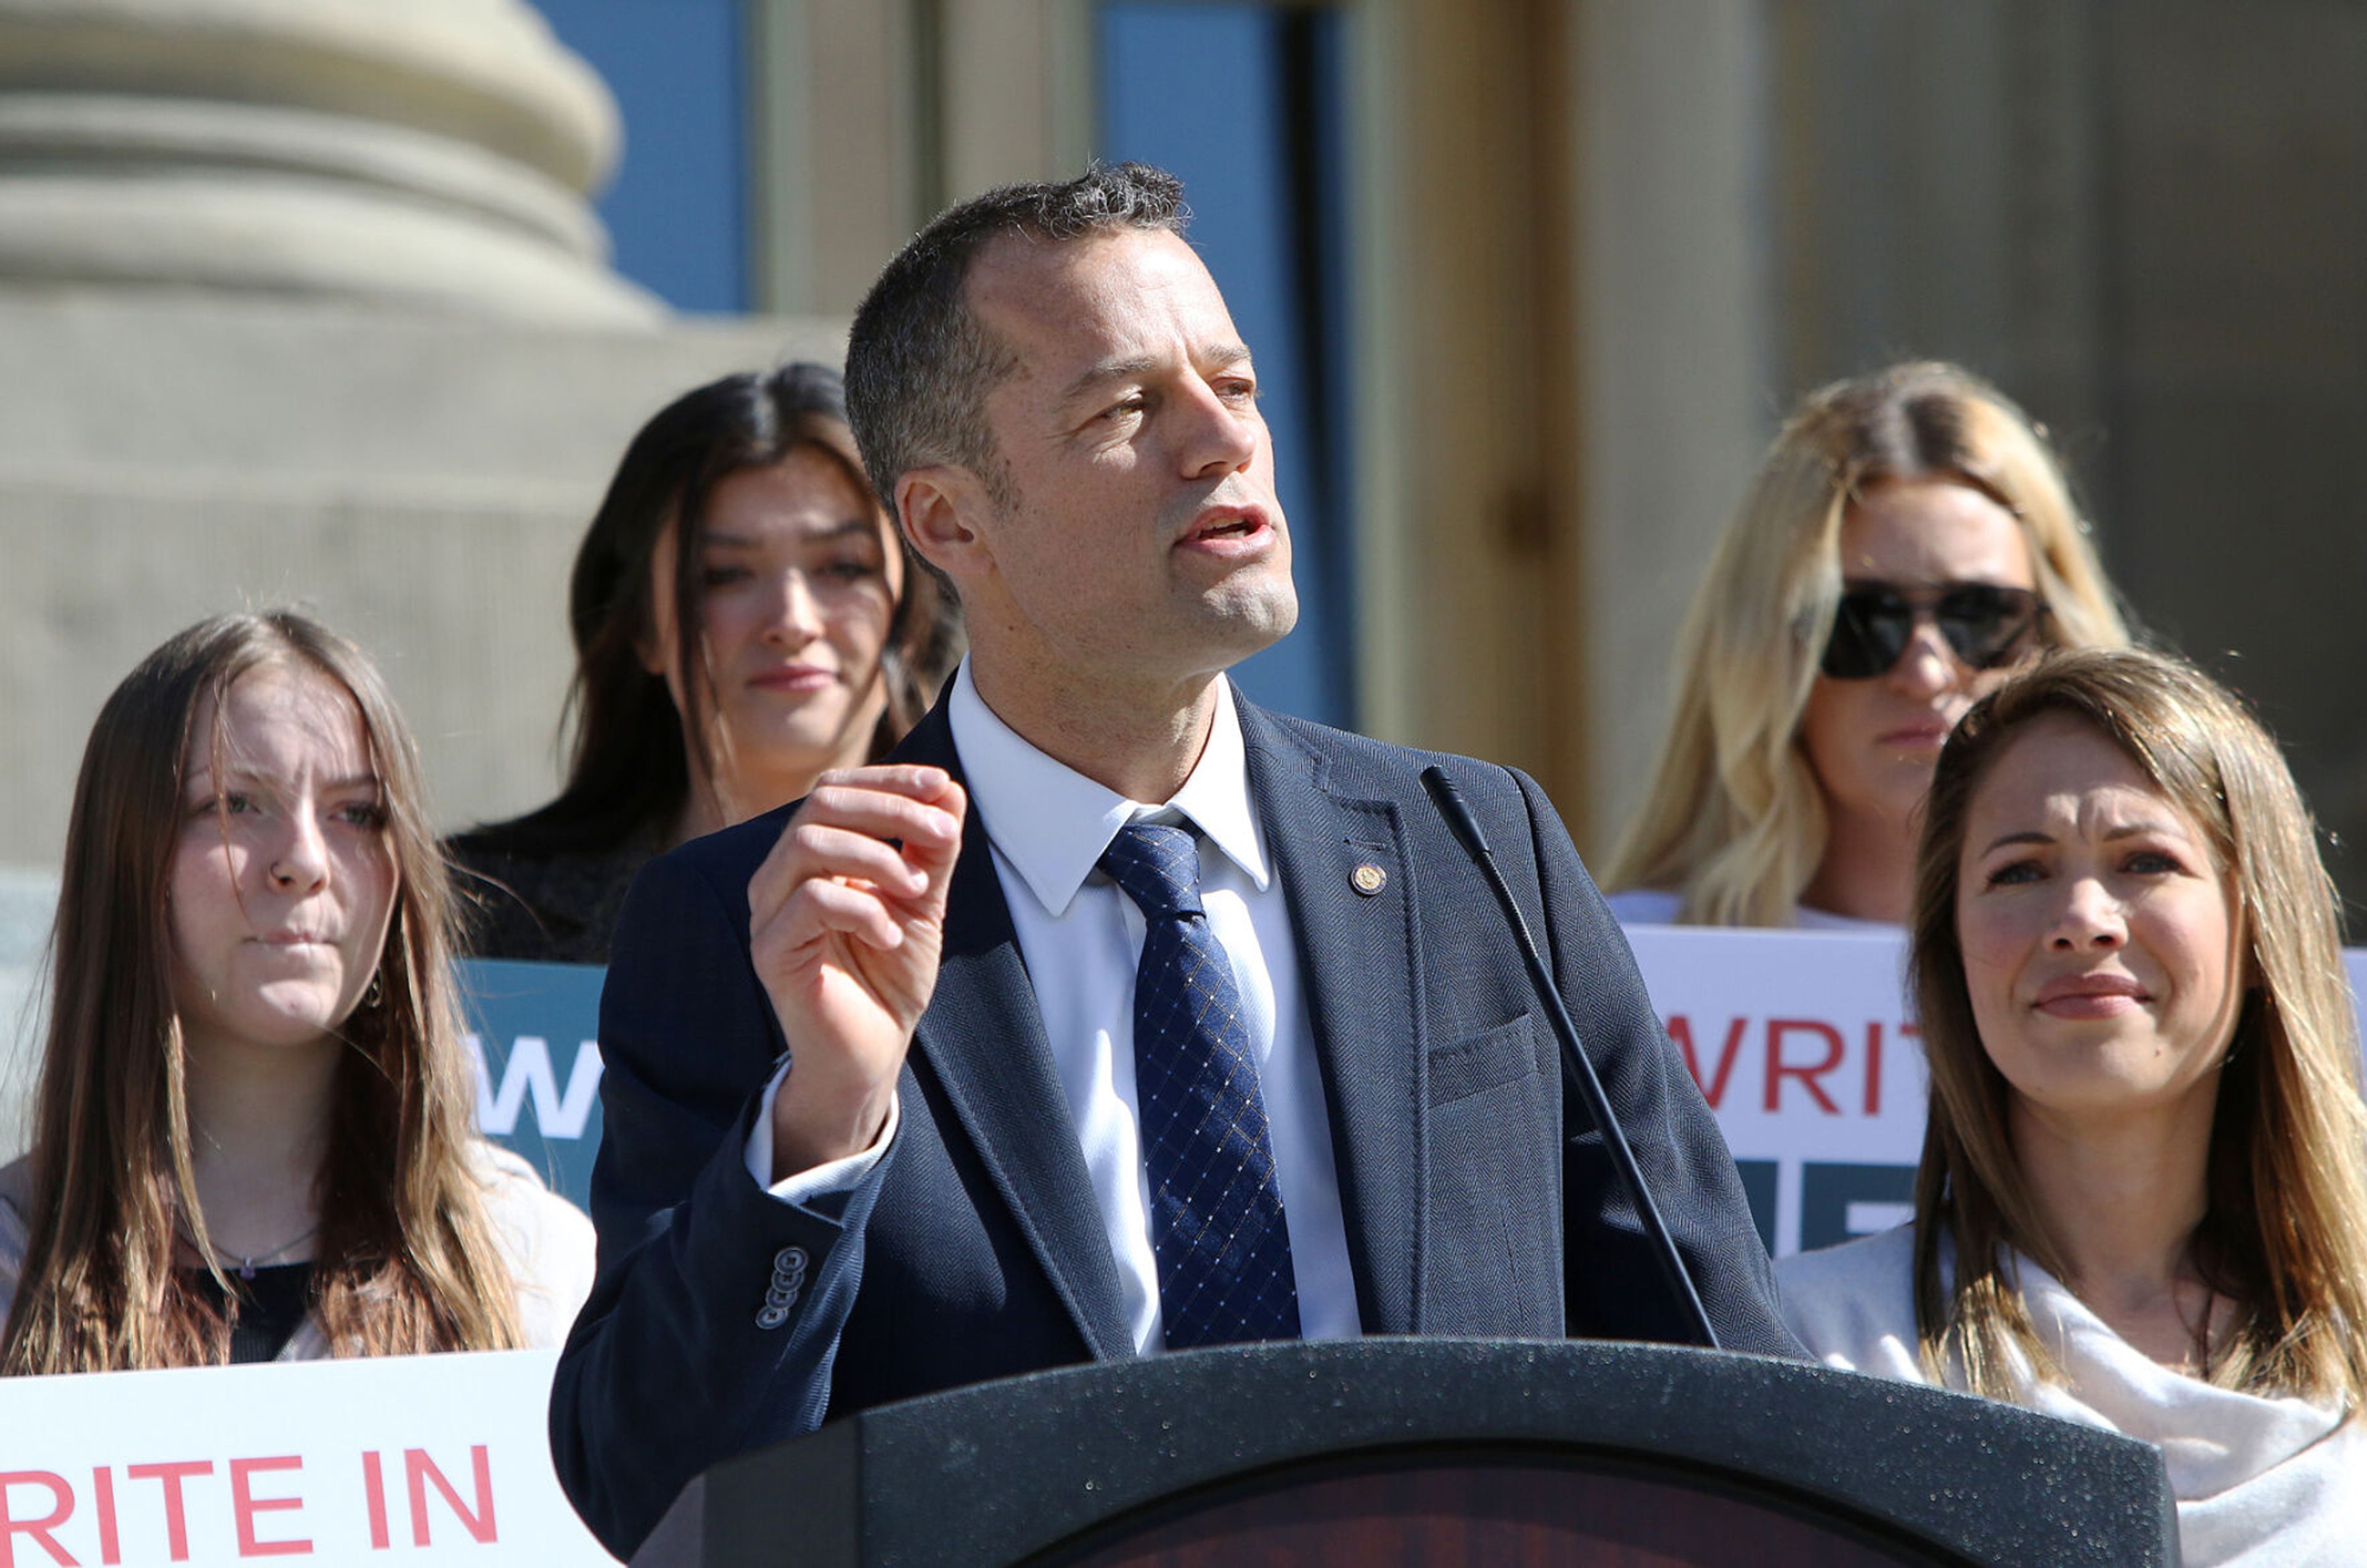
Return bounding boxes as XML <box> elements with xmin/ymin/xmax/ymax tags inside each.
<box><xmin>742</xmin><ymin>1056</ymin><xmax>899</xmax><ymax>1203</ymax></box>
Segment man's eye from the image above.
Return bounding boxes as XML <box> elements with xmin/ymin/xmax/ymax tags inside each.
<box><xmin>1216</xmin><ymin>378</ymin><xmax>1259</xmax><ymax>402</ymax></box>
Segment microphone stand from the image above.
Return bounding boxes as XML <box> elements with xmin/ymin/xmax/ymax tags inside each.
<box><xmin>1420</xmin><ymin>766</ymin><xmax>1722</xmax><ymax>1352</ymax></box>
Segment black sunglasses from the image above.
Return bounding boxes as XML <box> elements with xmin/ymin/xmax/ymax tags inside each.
<box><xmin>1820</xmin><ymin>581</ymin><xmax>2046</xmax><ymax>680</ymax></box>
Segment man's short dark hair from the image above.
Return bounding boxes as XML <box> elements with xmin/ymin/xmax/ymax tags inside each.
<box><xmin>844</xmin><ymin>162</ymin><xmax>1188</xmax><ymax>521</ymax></box>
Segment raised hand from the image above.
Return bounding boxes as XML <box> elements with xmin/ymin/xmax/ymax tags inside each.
<box><xmin>749</xmin><ymin>764</ymin><xmax>966</xmax><ymax>1178</ymax></box>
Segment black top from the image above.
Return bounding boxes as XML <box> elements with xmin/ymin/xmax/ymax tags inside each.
<box><xmin>190</xmin><ymin>1262</ymin><xmax>314</xmax><ymax>1364</ymax></box>
<box><xmin>446</xmin><ymin>825</ymin><xmax>665</xmax><ymax>966</ymax></box>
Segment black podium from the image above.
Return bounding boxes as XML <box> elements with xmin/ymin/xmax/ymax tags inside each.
<box><xmin>631</xmin><ymin>1339</ymin><xmax>2178</xmax><ymax>1566</ymax></box>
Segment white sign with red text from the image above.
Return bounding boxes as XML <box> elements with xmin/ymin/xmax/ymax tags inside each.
<box><xmin>1621</xmin><ymin>926</ymin><xmax>2367</xmax><ymax>1258</ymax></box>
<box><xmin>0</xmin><ymin>1349</ymin><xmax>615</xmax><ymax>1567</ymax></box>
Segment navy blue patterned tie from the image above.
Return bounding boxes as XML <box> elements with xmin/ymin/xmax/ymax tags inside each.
<box><xmin>1098</xmin><ymin>822</ymin><xmax>1302</xmax><ymax>1348</ymax></box>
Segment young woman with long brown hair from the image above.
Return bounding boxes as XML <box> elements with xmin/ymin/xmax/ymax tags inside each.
<box><xmin>0</xmin><ymin>612</ymin><xmax>592</xmax><ymax>1369</ymax></box>
<box><xmin>450</xmin><ymin>362</ymin><xmax>961</xmax><ymax>963</ymax></box>
<box><xmin>1780</xmin><ymin>648</ymin><xmax>2367</xmax><ymax>1564</ymax></box>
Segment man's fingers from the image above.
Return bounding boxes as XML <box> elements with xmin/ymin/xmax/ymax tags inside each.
<box><xmin>806</xmin><ymin>764</ymin><xmax>960</xmax><ymax>812</ymax></box>
<box><xmin>751</xmin><ymin>780</ymin><xmax>963</xmax><ymax>911</ymax></box>
<box><xmin>775</xmin><ymin>822</ymin><xmax>931</xmax><ymax>899</ymax></box>
<box><xmin>761</xmin><ymin>876</ymin><xmax>907</xmax><ymax>954</ymax></box>
<box><xmin>796</xmin><ymin>785</ymin><xmax>960</xmax><ymax>846</ymax></box>
<box><xmin>804</xmin><ymin>767</ymin><xmax>961</xmax><ymax>829</ymax></box>
<box><xmin>902</xmin><ymin>780</ymin><xmax>967</xmax><ymax>878</ymax></box>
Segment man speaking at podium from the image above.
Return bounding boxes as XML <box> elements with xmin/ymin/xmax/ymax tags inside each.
<box><xmin>549</xmin><ymin>163</ymin><xmax>1794</xmax><ymax>1558</ymax></box>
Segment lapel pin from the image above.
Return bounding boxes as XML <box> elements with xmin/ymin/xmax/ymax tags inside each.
<box><xmin>1351</xmin><ymin>863</ymin><xmax>1388</xmax><ymax>897</ymax></box>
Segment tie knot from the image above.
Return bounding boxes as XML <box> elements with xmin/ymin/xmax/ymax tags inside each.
<box><xmin>1098</xmin><ymin>822</ymin><xmax>1204</xmax><ymax>920</ymax></box>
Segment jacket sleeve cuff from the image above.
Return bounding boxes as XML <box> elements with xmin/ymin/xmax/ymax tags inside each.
<box><xmin>743</xmin><ymin>1056</ymin><xmax>901</xmax><ymax>1203</ymax></box>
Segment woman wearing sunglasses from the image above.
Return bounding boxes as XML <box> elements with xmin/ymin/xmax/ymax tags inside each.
<box><xmin>1603</xmin><ymin>361</ymin><xmax>2131</xmax><ymax>927</ymax></box>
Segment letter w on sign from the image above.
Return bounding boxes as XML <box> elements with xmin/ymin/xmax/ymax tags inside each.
<box><xmin>456</xmin><ymin>958</ymin><xmax>611</xmax><ymax>1209</ymax></box>
<box><xmin>469</xmin><ymin>1037</ymin><xmax>603</xmax><ymax>1140</ymax></box>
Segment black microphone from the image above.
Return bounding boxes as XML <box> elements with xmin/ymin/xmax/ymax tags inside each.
<box><xmin>1419</xmin><ymin>765</ymin><xmax>1722</xmax><ymax>1352</ymax></box>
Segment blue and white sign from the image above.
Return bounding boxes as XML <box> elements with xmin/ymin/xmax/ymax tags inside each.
<box><xmin>459</xmin><ymin>961</ymin><xmax>605</xmax><ymax>1212</ymax></box>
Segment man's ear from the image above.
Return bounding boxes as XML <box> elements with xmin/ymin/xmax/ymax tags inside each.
<box><xmin>897</xmin><ymin>466</ymin><xmax>991</xmax><ymax>584</ymax></box>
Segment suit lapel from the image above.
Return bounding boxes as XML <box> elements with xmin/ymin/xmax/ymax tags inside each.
<box><xmin>891</xmin><ymin>706</ymin><xmax>1134</xmax><ymax>1361</ymax></box>
<box><xmin>1241</xmin><ymin>705</ymin><xmax>1423</xmax><ymax>1334</ymax></box>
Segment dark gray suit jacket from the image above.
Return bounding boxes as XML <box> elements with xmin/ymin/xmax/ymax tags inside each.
<box><xmin>548</xmin><ymin>696</ymin><xmax>1796</xmax><ymax>1558</ymax></box>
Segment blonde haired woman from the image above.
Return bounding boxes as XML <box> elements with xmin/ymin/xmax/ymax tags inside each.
<box><xmin>1605</xmin><ymin>361</ymin><xmax>2129</xmax><ymax>926</ymax></box>
<box><xmin>1</xmin><ymin>613</ymin><xmax>592</xmax><ymax>1369</ymax></box>
<box><xmin>1781</xmin><ymin>649</ymin><xmax>2367</xmax><ymax>1566</ymax></box>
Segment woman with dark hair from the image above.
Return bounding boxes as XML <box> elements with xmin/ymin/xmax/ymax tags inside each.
<box><xmin>452</xmin><ymin>362</ymin><xmax>960</xmax><ymax>963</ymax></box>
<box><xmin>1780</xmin><ymin>648</ymin><xmax>2367</xmax><ymax>1565</ymax></box>
<box><xmin>0</xmin><ymin>612</ymin><xmax>593</xmax><ymax>1370</ymax></box>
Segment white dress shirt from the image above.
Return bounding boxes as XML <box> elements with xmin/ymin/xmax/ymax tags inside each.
<box><xmin>747</xmin><ymin>661</ymin><xmax>1362</xmax><ymax>1353</ymax></box>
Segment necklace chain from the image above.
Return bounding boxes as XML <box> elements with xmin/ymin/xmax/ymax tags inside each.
<box><xmin>179</xmin><ymin>1217</ymin><xmax>321</xmax><ymax>1281</ymax></box>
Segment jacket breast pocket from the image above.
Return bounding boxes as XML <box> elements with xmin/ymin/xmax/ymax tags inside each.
<box><xmin>1427</xmin><ymin>1013</ymin><xmax>1550</xmax><ymax>1106</ymax></box>
<box><xmin>1421</xmin><ymin>1013</ymin><xmax>1563</xmax><ymax>1334</ymax></box>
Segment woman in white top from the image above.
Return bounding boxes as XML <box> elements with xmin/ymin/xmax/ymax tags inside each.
<box><xmin>1780</xmin><ymin>648</ymin><xmax>2367</xmax><ymax>1567</ymax></box>
<box><xmin>1603</xmin><ymin>362</ymin><xmax>2129</xmax><ymax>927</ymax></box>
<box><xmin>0</xmin><ymin>612</ymin><xmax>593</xmax><ymax>1370</ymax></box>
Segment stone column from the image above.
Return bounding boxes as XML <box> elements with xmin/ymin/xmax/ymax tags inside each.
<box><xmin>1569</xmin><ymin>0</ymin><xmax>1775</xmax><ymax>851</ymax></box>
<box><xmin>0</xmin><ymin>0</ymin><xmax>659</xmax><ymax>322</ymax></box>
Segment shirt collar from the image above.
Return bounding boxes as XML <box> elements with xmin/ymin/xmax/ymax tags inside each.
<box><xmin>946</xmin><ymin>660</ymin><xmax>1271</xmax><ymax>918</ymax></box>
